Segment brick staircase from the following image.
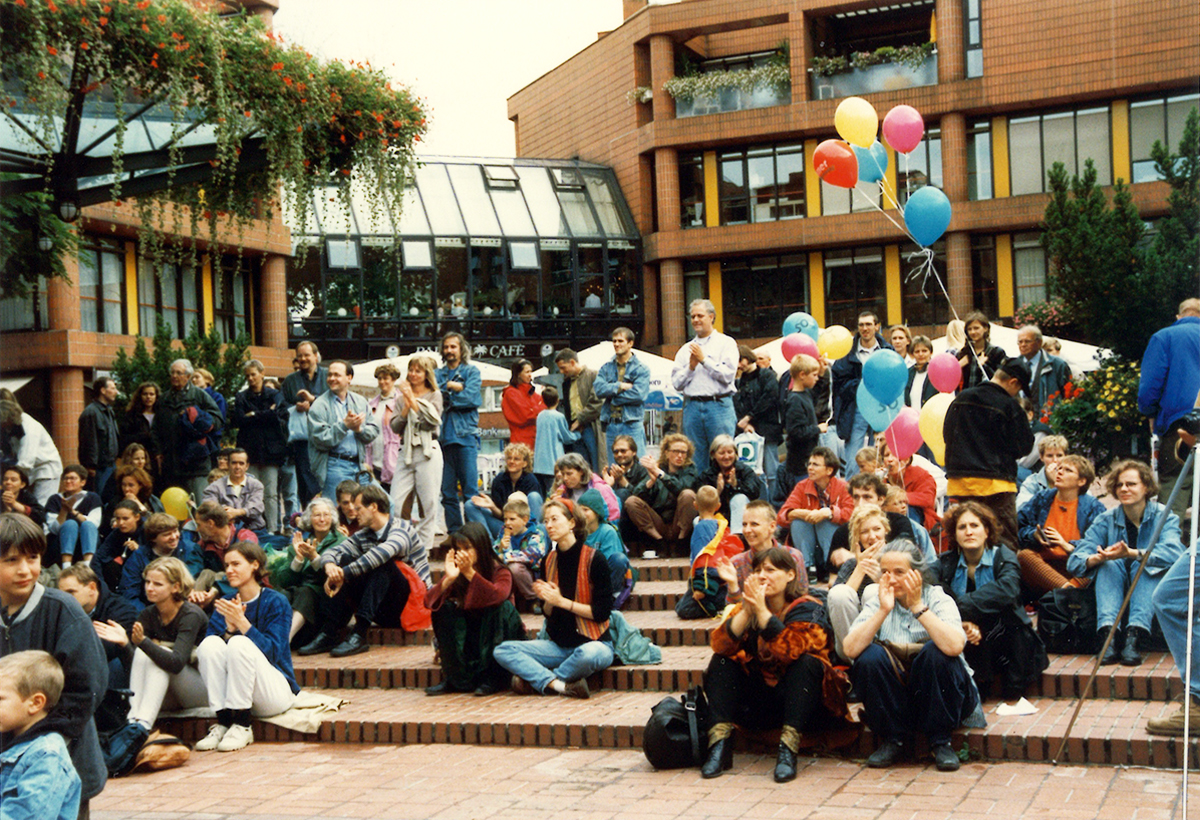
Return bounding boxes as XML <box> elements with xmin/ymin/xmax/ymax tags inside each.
<box><xmin>161</xmin><ymin>558</ymin><xmax>1199</xmax><ymax>769</ymax></box>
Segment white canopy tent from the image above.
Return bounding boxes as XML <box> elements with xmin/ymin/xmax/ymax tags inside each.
<box><xmin>532</xmin><ymin>342</ymin><xmax>684</xmax><ymax>407</ymax></box>
<box><xmin>350</xmin><ymin>354</ymin><xmax>512</xmax><ymax>389</ymax></box>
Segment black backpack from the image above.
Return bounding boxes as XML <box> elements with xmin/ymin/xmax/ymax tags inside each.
<box><xmin>1036</xmin><ymin>587</ymin><xmax>1097</xmax><ymax>654</ymax></box>
<box><xmin>642</xmin><ymin>686</ymin><xmax>710</xmax><ymax>769</ymax></box>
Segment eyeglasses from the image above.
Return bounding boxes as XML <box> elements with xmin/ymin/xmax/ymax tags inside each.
<box><xmin>667</xmin><ymin>449</ymin><xmax>689</xmax><ymax>456</ymax></box>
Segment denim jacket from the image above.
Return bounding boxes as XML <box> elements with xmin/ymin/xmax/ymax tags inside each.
<box><xmin>1017</xmin><ymin>488</ymin><xmax>1106</xmax><ymax>552</ymax></box>
<box><xmin>1068</xmin><ymin>500</ymin><xmax>1184</xmax><ymax>579</ymax></box>
<box><xmin>436</xmin><ymin>363</ymin><xmax>482</xmax><ymax>446</ymax></box>
<box><xmin>594</xmin><ymin>354</ymin><xmax>651</xmax><ymax>424</ymax></box>
<box><xmin>0</xmin><ymin>729</ymin><xmax>81</xmax><ymax>820</ymax></box>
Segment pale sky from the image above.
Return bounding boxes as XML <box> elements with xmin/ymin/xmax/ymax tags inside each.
<box><xmin>273</xmin><ymin>1</ymin><xmax>627</xmax><ymax>159</ymax></box>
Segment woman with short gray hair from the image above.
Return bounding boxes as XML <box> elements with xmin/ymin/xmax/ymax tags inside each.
<box><xmin>271</xmin><ymin>496</ymin><xmax>346</xmax><ymax>643</ymax></box>
<box><xmin>231</xmin><ymin>359</ymin><xmax>287</xmax><ymax>532</ymax></box>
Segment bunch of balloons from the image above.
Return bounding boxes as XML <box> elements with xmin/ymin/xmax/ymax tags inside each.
<box><xmin>779</xmin><ymin>311</ymin><xmax>855</xmax><ymax>366</ymax></box>
<box><xmin>813</xmin><ymin>97</ymin><xmax>952</xmax><ymax>249</ymax></box>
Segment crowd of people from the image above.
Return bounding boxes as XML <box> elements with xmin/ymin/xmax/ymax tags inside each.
<box><xmin>0</xmin><ymin>297</ymin><xmax>1197</xmax><ymax>813</ymax></box>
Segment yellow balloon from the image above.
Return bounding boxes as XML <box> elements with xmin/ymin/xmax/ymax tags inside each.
<box><xmin>834</xmin><ymin>96</ymin><xmax>879</xmax><ymax>148</ymax></box>
<box><xmin>818</xmin><ymin>325</ymin><xmax>854</xmax><ymax>360</ymax></box>
<box><xmin>161</xmin><ymin>487</ymin><xmax>191</xmax><ymax>522</ymax></box>
<box><xmin>918</xmin><ymin>392</ymin><xmax>955</xmax><ymax>465</ymax></box>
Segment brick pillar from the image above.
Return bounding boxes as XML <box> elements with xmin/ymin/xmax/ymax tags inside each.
<box><xmin>936</xmin><ymin>0</ymin><xmax>964</xmax><ymax>83</ymax></box>
<box><xmin>649</xmin><ymin>35</ymin><xmax>675</xmax><ymax>122</ymax></box>
<box><xmin>946</xmin><ymin>231</ymin><xmax>973</xmax><ymax>317</ymax></box>
<box><xmin>260</xmin><ymin>253</ymin><xmax>288</xmax><ymax>351</ymax></box>
<box><xmin>50</xmin><ymin>367</ymin><xmax>84</xmax><ymax>464</ymax></box>
<box><xmin>660</xmin><ymin>259</ymin><xmax>685</xmax><ymax>348</ymax></box>
<box><xmin>656</xmin><ymin>148</ymin><xmax>680</xmax><ymax>234</ymax></box>
<box><xmin>47</xmin><ymin>250</ymin><xmax>81</xmax><ymax>331</ymax></box>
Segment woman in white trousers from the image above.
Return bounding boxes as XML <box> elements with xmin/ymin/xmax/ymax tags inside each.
<box><xmin>389</xmin><ymin>355</ymin><xmax>444</xmax><ymax>553</ymax></box>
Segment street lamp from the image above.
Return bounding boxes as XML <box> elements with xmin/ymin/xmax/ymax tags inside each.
<box><xmin>37</xmin><ymin>235</ymin><xmax>54</xmax><ymax>252</ymax></box>
<box><xmin>57</xmin><ymin>200</ymin><xmax>79</xmax><ymax>222</ymax></box>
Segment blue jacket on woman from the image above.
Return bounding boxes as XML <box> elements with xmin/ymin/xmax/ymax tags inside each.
<box><xmin>1067</xmin><ymin>500</ymin><xmax>1184</xmax><ymax>580</ymax></box>
<box><xmin>205</xmin><ymin>586</ymin><xmax>300</xmax><ymax>694</ymax></box>
<box><xmin>1017</xmin><ymin>488</ymin><xmax>1106</xmax><ymax>552</ymax></box>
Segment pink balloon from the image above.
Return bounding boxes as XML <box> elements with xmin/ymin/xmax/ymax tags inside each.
<box><xmin>927</xmin><ymin>352</ymin><xmax>961</xmax><ymax>393</ymax></box>
<box><xmin>885</xmin><ymin>408</ymin><xmax>923</xmax><ymax>461</ymax></box>
<box><xmin>781</xmin><ymin>333</ymin><xmax>820</xmax><ymax>362</ymax></box>
<box><xmin>882</xmin><ymin>105</ymin><xmax>925</xmax><ymax>155</ymax></box>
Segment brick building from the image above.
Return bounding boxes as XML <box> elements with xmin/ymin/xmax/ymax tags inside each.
<box><xmin>0</xmin><ymin>0</ymin><xmax>293</xmax><ymax>464</ymax></box>
<box><xmin>507</xmin><ymin>0</ymin><xmax>1200</xmax><ymax>353</ymax></box>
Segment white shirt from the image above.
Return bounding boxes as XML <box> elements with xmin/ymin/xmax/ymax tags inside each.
<box><xmin>671</xmin><ymin>330</ymin><xmax>739</xmax><ymax>398</ymax></box>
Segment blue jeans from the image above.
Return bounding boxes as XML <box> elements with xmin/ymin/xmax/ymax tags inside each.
<box><xmin>605</xmin><ymin>420</ymin><xmax>645</xmax><ymax>463</ymax></box>
<box><xmin>441</xmin><ymin>443</ymin><xmax>479</xmax><ymax>530</ymax></box>
<box><xmin>322</xmin><ymin>456</ymin><xmax>361</xmax><ymax>502</ymax></box>
<box><xmin>58</xmin><ymin>519</ymin><xmax>99</xmax><ymax>561</ymax></box>
<box><xmin>762</xmin><ymin>441</ymin><xmax>780</xmax><ymax>502</ymax></box>
<box><xmin>279</xmin><ymin>461</ymin><xmax>300</xmax><ymax>524</ymax></box>
<box><xmin>790</xmin><ymin>518</ymin><xmax>839</xmax><ymax>571</ymax></box>
<box><xmin>464</xmin><ymin>492</ymin><xmax>543</xmax><ymax>540</ymax></box>
<box><xmin>1095</xmin><ymin>557</ymin><xmax>1163</xmax><ymax>633</ymax></box>
<box><xmin>493</xmin><ymin>638</ymin><xmax>614</xmax><ymax>693</ymax></box>
<box><xmin>683</xmin><ymin>397</ymin><xmax>737</xmax><ymax>473</ymax></box>
<box><xmin>844</xmin><ymin>408</ymin><xmax>872</xmax><ymax>479</ymax></box>
<box><xmin>289</xmin><ymin>440</ymin><xmax>320</xmax><ymax>506</ymax></box>
<box><xmin>1153</xmin><ymin>549</ymin><xmax>1200</xmax><ymax>699</ymax></box>
<box><xmin>93</xmin><ymin>465</ymin><xmax>114</xmax><ymax>497</ymax></box>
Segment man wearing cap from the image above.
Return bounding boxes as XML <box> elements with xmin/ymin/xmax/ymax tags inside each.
<box><xmin>942</xmin><ymin>357</ymin><xmax>1035</xmax><ymax>549</ymax></box>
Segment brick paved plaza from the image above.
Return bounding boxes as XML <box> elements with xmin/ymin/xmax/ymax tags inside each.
<box><xmin>92</xmin><ymin>742</ymin><xmax>1194</xmax><ymax>820</ymax></box>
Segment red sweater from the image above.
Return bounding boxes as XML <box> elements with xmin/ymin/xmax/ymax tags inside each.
<box><xmin>502</xmin><ymin>385</ymin><xmax>545</xmax><ymax>449</ymax></box>
<box><xmin>893</xmin><ymin>463</ymin><xmax>940</xmax><ymax>533</ymax></box>
<box><xmin>776</xmin><ymin>476</ymin><xmax>854</xmax><ymax>528</ymax></box>
<box><xmin>425</xmin><ymin>565</ymin><xmax>514</xmax><ymax>611</ymax></box>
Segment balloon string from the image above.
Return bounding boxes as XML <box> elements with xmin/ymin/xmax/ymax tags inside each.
<box><xmin>852</xmin><ymin>184</ymin><xmax>918</xmax><ymax>243</ymax></box>
<box><xmin>903</xmin><ymin>247</ymin><xmax>962</xmax><ymax>324</ymax></box>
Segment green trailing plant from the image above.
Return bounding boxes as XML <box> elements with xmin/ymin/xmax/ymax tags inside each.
<box><xmin>663</xmin><ymin>62</ymin><xmax>790</xmax><ymax>103</ymax></box>
<box><xmin>808</xmin><ymin>55</ymin><xmax>848</xmax><ymax>77</ymax></box>
<box><xmin>0</xmin><ymin>182</ymin><xmax>78</xmax><ymax>297</ymax></box>
<box><xmin>810</xmin><ymin>41</ymin><xmax>935</xmax><ymax>76</ymax></box>
<box><xmin>0</xmin><ymin>0</ymin><xmax>427</xmax><ymax>297</ymax></box>
<box><xmin>625</xmin><ymin>86</ymin><xmax>652</xmax><ymax>106</ymax></box>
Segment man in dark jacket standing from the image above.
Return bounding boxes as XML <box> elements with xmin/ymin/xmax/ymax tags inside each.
<box><xmin>735</xmin><ymin>345</ymin><xmax>782</xmax><ymax>499</ymax></box>
<box><xmin>943</xmin><ymin>357</ymin><xmax>1034</xmax><ymax>549</ymax></box>
<box><xmin>830</xmin><ymin>311</ymin><xmax>893</xmax><ymax>478</ymax></box>
<box><xmin>78</xmin><ymin>377</ymin><xmax>120</xmax><ymax>494</ymax></box>
<box><xmin>151</xmin><ymin>359</ymin><xmax>224</xmax><ymax>502</ymax></box>
<box><xmin>281</xmin><ymin>341</ymin><xmax>328</xmax><ymax>507</ymax></box>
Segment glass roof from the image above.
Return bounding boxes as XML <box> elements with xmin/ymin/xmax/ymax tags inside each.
<box><xmin>295</xmin><ymin>157</ymin><xmax>639</xmax><ymax>242</ymax></box>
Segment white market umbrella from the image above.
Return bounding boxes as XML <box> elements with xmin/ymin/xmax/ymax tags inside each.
<box><xmin>351</xmin><ymin>354</ymin><xmax>512</xmax><ymax>388</ymax></box>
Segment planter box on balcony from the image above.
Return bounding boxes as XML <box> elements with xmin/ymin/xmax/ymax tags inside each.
<box><xmin>810</xmin><ymin>53</ymin><xmax>937</xmax><ymax>100</ymax></box>
<box><xmin>674</xmin><ymin>84</ymin><xmax>791</xmax><ymax>119</ymax></box>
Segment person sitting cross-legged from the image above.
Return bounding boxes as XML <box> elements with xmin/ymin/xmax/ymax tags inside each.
<box><xmin>493</xmin><ymin>499</ymin><xmax>614</xmax><ymax>699</ymax></box>
<box><xmin>298</xmin><ymin>483</ymin><xmax>430</xmax><ymax>658</ymax></box>
<box><xmin>1016</xmin><ymin>454</ymin><xmax>1105</xmax><ymax>597</ymax></box>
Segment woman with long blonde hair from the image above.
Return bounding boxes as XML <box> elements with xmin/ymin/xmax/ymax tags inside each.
<box><xmin>389</xmin><ymin>355</ymin><xmax>444</xmax><ymax>551</ymax></box>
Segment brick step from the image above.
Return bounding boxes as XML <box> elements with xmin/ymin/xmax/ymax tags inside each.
<box><xmin>366</xmin><ymin>609</ymin><xmax>719</xmax><ymax>648</ymax></box>
<box><xmin>429</xmin><ymin>557</ymin><xmax>691</xmax><ymax>585</ymax></box>
<box><xmin>293</xmin><ymin>644</ymin><xmax>1181</xmax><ymax>703</ymax></box>
<box><xmin>158</xmin><ymin>689</ymin><xmax>1199</xmax><ymax>769</ymax></box>
<box><xmin>292</xmin><ymin>644</ymin><xmax>711</xmax><ymax>692</ymax></box>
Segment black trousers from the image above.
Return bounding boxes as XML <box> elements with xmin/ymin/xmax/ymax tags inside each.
<box><xmin>289</xmin><ymin>440</ymin><xmax>320</xmax><ymax>506</ymax></box>
<box><xmin>704</xmin><ymin>653</ymin><xmax>825</xmax><ymax>732</ymax></box>
<box><xmin>328</xmin><ymin>562</ymin><xmax>410</xmax><ymax>630</ymax></box>
<box><xmin>851</xmin><ymin>642</ymin><xmax>977</xmax><ymax>746</ymax></box>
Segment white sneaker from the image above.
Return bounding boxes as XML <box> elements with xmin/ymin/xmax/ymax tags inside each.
<box><xmin>216</xmin><ymin>724</ymin><xmax>254</xmax><ymax>752</ymax></box>
<box><xmin>194</xmin><ymin>724</ymin><xmax>228</xmax><ymax>751</ymax></box>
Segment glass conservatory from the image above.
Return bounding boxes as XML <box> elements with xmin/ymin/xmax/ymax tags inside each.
<box><xmin>286</xmin><ymin>157</ymin><xmax>643</xmax><ymax>363</ymax></box>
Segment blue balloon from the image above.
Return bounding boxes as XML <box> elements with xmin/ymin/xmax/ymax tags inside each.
<box><xmin>857</xmin><ymin>381</ymin><xmax>903</xmax><ymax>432</ymax></box>
<box><xmin>853</xmin><ymin>141</ymin><xmax>889</xmax><ymax>184</ymax></box>
<box><xmin>862</xmin><ymin>349</ymin><xmax>908</xmax><ymax>404</ymax></box>
<box><xmin>782</xmin><ymin>311</ymin><xmax>819</xmax><ymax>341</ymax></box>
<box><xmin>904</xmin><ymin>185</ymin><xmax>952</xmax><ymax>247</ymax></box>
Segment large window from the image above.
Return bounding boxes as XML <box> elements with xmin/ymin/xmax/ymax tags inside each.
<box><xmin>717</xmin><ymin>142</ymin><xmax>804</xmax><ymax>226</ymax></box>
<box><xmin>0</xmin><ymin>278</ymin><xmax>47</xmax><ymax>332</ymax></box>
<box><xmin>899</xmin><ymin>241</ymin><xmax>949</xmax><ymax>327</ymax></box>
<box><xmin>897</xmin><ymin>127</ymin><xmax>942</xmax><ymax>206</ymax></box>
<box><xmin>964</xmin><ymin>0</ymin><xmax>982</xmax><ymax>78</ymax></box>
<box><xmin>824</xmin><ymin>247</ymin><xmax>885</xmax><ymax>330</ymax></box>
<box><xmin>138</xmin><ymin>260</ymin><xmax>201</xmax><ymax>339</ymax></box>
<box><xmin>970</xmin><ymin>236</ymin><xmax>998</xmax><ymax>318</ymax></box>
<box><xmin>967</xmin><ymin>120</ymin><xmax>993</xmax><ymax>200</ymax></box>
<box><xmin>1009</xmin><ymin>106</ymin><xmax>1111</xmax><ymax>195</ymax></box>
<box><xmin>721</xmin><ymin>254</ymin><xmax>808</xmax><ymax>340</ymax></box>
<box><xmin>213</xmin><ymin>255</ymin><xmax>255</xmax><ymax>342</ymax></box>
<box><xmin>1012</xmin><ymin>232</ymin><xmax>1048</xmax><ymax>308</ymax></box>
<box><xmin>78</xmin><ymin>237</ymin><xmax>125</xmax><ymax>334</ymax></box>
<box><xmin>1130</xmin><ymin>92</ymin><xmax>1200</xmax><ymax>183</ymax></box>
<box><xmin>679</xmin><ymin>151</ymin><xmax>705</xmax><ymax>228</ymax></box>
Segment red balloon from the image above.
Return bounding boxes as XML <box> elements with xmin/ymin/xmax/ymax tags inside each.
<box><xmin>813</xmin><ymin>139</ymin><xmax>858</xmax><ymax>189</ymax></box>
<box><xmin>927</xmin><ymin>352</ymin><xmax>962</xmax><ymax>393</ymax></box>
<box><xmin>885</xmin><ymin>408</ymin><xmax>923</xmax><ymax>461</ymax></box>
<box><xmin>781</xmin><ymin>333</ymin><xmax>820</xmax><ymax>362</ymax></box>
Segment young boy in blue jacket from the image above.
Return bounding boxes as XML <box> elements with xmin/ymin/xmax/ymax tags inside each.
<box><xmin>0</xmin><ymin>650</ymin><xmax>82</xmax><ymax>820</ymax></box>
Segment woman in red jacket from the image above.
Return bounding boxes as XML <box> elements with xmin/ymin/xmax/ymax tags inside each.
<box><xmin>501</xmin><ymin>359</ymin><xmax>545</xmax><ymax>449</ymax></box>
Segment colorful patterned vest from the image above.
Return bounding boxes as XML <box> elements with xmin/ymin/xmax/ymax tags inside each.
<box><xmin>545</xmin><ymin>543</ymin><xmax>609</xmax><ymax>641</ymax></box>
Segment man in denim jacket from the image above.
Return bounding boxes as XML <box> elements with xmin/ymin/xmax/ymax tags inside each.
<box><xmin>594</xmin><ymin>327</ymin><xmax>650</xmax><ymax>461</ymax></box>
<box><xmin>436</xmin><ymin>332</ymin><xmax>482</xmax><ymax>530</ymax></box>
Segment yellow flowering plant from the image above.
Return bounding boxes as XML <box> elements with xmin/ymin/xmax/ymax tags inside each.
<box><xmin>1044</xmin><ymin>356</ymin><xmax>1149</xmax><ymax>472</ymax></box>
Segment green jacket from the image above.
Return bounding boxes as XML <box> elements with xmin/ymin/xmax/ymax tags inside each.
<box><xmin>269</xmin><ymin>529</ymin><xmax>347</xmax><ymax>594</ymax></box>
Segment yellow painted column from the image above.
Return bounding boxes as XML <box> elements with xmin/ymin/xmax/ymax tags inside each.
<box><xmin>991</xmin><ymin>116</ymin><xmax>1010</xmax><ymax>198</ymax></box>
<box><xmin>123</xmin><ymin>241</ymin><xmax>138</xmax><ymax>336</ymax></box>
<box><xmin>707</xmin><ymin>261</ymin><xmax>723</xmax><ymax>331</ymax></box>
<box><xmin>882</xmin><ymin>145</ymin><xmax>898</xmax><ymax>210</ymax></box>
<box><xmin>805</xmin><ymin>140</ymin><xmax>822</xmax><ymax>217</ymax></box>
<box><xmin>201</xmin><ymin>254</ymin><xmax>215</xmax><ymax>333</ymax></box>
<box><xmin>885</xmin><ymin>245</ymin><xmax>902</xmax><ymax>326</ymax></box>
<box><xmin>807</xmin><ymin>252</ymin><xmax>825</xmax><ymax>326</ymax></box>
<box><xmin>703</xmin><ymin>150</ymin><xmax>719</xmax><ymax>228</ymax></box>
<box><xmin>996</xmin><ymin>234</ymin><xmax>1015</xmax><ymax>317</ymax></box>
<box><xmin>1111</xmin><ymin>100</ymin><xmax>1131</xmax><ymax>184</ymax></box>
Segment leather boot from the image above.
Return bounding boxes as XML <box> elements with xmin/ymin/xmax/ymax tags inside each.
<box><xmin>1121</xmin><ymin>627</ymin><xmax>1145</xmax><ymax>666</ymax></box>
<box><xmin>1098</xmin><ymin>629</ymin><xmax>1121</xmax><ymax>665</ymax></box>
<box><xmin>774</xmin><ymin>743</ymin><xmax>798</xmax><ymax>782</ymax></box>
<box><xmin>701</xmin><ymin>737</ymin><xmax>733</xmax><ymax>778</ymax></box>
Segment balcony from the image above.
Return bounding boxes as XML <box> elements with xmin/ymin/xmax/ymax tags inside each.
<box><xmin>810</xmin><ymin>51</ymin><xmax>937</xmax><ymax>100</ymax></box>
